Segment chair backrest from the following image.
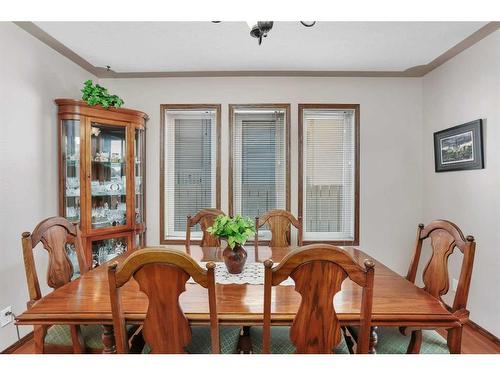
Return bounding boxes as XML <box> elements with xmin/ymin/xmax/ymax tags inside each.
<box><xmin>406</xmin><ymin>220</ymin><xmax>476</xmax><ymax>314</ymax></box>
<box><xmin>21</xmin><ymin>216</ymin><xmax>88</xmax><ymax>307</ymax></box>
<box><xmin>263</xmin><ymin>244</ymin><xmax>374</xmax><ymax>354</ymax></box>
<box><xmin>186</xmin><ymin>208</ymin><xmax>225</xmax><ymax>250</ymax></box>
<box><xmin>255</xmin><ymin>209</ymin><xmax>302</xmax><ymax>248</ymax></box>
<box><xmin>108</xmin><ymin>248</ymin><xmax>220</xmax><ymax>354</ymax></box>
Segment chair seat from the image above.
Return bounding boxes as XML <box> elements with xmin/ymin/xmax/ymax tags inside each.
<box><xmin>45</xmin><ymin>324</ymin><xmax>104</xmax><ymax>349</ymax></box>
<box><xmin>142</xmin><ymin>326</ymin><xmax>241</xmax><ymax>354</ymax></box>
<box><xmin>375</xmin><ymin>327</ymin><xmax>450</xmax><ymax>354</ymax></box>
<box><xmin>249</xmin><ymin>326</ymin><xmax>350</xmax><ymax>354</ymax></box>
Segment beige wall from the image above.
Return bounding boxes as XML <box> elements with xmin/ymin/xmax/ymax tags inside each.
<box><xmin>101</xmin><ymin>76</ymin><xmax>424</xmax><ymax>275</ymax></box>
<box><xmin>422</xmin><ymin>30</ymin><xmax>500</xmax><ymax>337</ymax></box>
<box><xmin>0</xmin><ymin>22</ymin><xmax>95</xmax><ymax>350</ymax></box>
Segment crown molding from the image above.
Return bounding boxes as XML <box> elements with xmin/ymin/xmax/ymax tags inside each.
<box><xmin>14</xmin><ymin>21</ymin><xmax>102</xmax><ymax>77</ymax></box>
<box><xmin>14</xmin><ymin>21</ymin><xmax>499</xmax><ymax>79</ymax></box>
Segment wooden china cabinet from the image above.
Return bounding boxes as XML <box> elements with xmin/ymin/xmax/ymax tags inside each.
<box><xmin>56</xmin><ymin>99</ymin><xmax>148</xmax><ymax>267</ymax></box>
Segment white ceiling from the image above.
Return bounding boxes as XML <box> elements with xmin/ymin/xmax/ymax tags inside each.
<box><xmin>35</xmin><ymin>22</ymin><xmax>487</xmax><ymax>73</ymax></box>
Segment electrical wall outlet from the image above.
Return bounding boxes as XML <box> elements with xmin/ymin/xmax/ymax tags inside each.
<box><xmin>452</xmin><ymin>278</ymin><xmax>459</xmax><ymax>292</ymax></box>
<box><xmin>0</xmin><ymin>306</ymin><xmax>13</xmax><ymax>327</ymax></box>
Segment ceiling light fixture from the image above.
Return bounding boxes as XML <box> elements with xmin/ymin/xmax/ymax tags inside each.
<box><xmin>250</xmin><ymin>21</ymin><xmax>273</xmax><ymax>45</ymax></box>
<box><xmin>212</xmin><ymin>21</ymin><xmax>317</xmax><ymax>45</ymax></box>
<box><xmin>300</xmin><ymin>21</ymin><xmax>316</xmax><ymax>27</ymax></box>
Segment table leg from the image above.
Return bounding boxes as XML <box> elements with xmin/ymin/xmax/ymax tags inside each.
<box><xmin>102</xmin><ymin>324</ymin><xmax>116</xmax><ymax>354</ymax></box>
<box><xmin>33</xmin><ymin>325</ymin><xmax>47</xmax><ymax>354</ymax></box>
<box><xmin>237</xmin><ymin>326</ymin><xmax>253</xmax><ymax>354</ymax></box>
<box><xmin>406</xmin><ymin>330</ymin><xmax>422</xmax><ymax>354</ymax></box>
<box><xmin>447</xmin><ymin>326</ymin><xmax>462</xmax><ymax>354</ymax></box>
<box><xmin>369</xmin><ymin>326</ymin><xmax>378</xmax><ymax>354</ymax></box>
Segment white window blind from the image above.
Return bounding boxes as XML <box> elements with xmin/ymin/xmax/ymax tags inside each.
<box><xmin>231</xmin><ymin>108</ymin><xmax>287</xmax><ymax>220</ymax></box>
<box><xmin>302</xmin><ymin>109</ymin><xmax>356</xmax><ymax>241</ymax></box>
<box><xmin>164</xmin><ymin>109</ymin><xmax>217</xmax><ymax>239</ymax></box>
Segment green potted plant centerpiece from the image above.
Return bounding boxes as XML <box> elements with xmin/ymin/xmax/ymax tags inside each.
<box><xmin>207</xmin><ymin>214</ymin><xmax>255</xmax><ymax>274</ymax></box>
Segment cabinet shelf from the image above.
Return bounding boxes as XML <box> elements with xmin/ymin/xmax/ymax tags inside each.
<box><xmin>91</xmin><ymin>192</ymin><xmax>126</xmax><ymax>197</ymax></box>
<box><xmin>91</xmin><ymin>161</ymin><xmax>126</xmax><ymax>167</ymax></box>
<box><xmin>90</xmin><ymin>161</ymin><xmax>142</xmax><ymax>165</ymax></box>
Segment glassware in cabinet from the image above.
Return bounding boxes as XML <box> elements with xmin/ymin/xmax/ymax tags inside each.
<box><xmin>65</xmin><ymin>243</ymin><xmax>80</xmax><ymax>277</ymax></box>
<box><xmin>91</xmin><ymin>236</ymin><xmax>128</xmax><ymax>267</ymax></box>
<box><xmin>89</xmin><ymin>122</ymin><xmax>127</xmax><ymax>229</ymax></box>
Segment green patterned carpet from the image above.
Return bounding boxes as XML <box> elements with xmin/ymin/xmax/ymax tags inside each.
<box><xmin>142</xmin><ymin>326</ymin><xmax>241</xmax><ymax>354</ymax></box>
<box><xmin>45</xmin><ymin>324</ymin><xmax>103</xmax><ymax>349</ymax></box>
<box><xmin>375</xmin><ymin>327</ymin><xmax>450</xmax><ymax>354</ymax></box>
<box><xmin>249</xmin><ymin>326</ymin><xmax>350</xmax><ymax>354</ymax></box>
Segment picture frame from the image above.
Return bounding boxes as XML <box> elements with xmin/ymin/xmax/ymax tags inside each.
<box><xmin>433</xmin><ymin>119</ymin><xmax>484</xmax><ymax>172</ymax></box>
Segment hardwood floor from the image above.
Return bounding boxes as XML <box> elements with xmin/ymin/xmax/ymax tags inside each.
<box><xmin>437</xmin><ymin>325</ymin><xmax>500</xmax><ymax>354</ymax></box>
<box><xmin>10</xmin><ymin>339</ymin><xmax>35</xmax><ymax>354</ymax></box>
<box><xmin>6</xmin><ymin>324</ymin><xmax>499</xmax><ymax>354</ymax></box>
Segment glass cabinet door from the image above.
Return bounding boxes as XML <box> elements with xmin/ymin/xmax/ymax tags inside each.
<box><xmin>91</xmin><ymin>236</ymin><xmax>128</xmax><ymax>267</ymax></box>
<box><xmin>89</xmin><ymin>122</ymin><xmax>127</xmax><ymax>229</ymax></box>
<box><xmin>62</xmin><ymin>119</ymin><xmax>81</xmax><ymax>223</ymax></box>
<box><xmin>135</xmin><ymin>128</ymin><xmax>145</xmax><ymax>224</ymax></box>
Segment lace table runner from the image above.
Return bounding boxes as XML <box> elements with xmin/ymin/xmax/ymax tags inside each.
<box><xmin>188</xmin><ymin>262</ymin><xmax>294</xmax><ymax>286</ymax></box>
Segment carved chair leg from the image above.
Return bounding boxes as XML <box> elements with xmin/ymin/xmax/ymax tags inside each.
<box><xmin>447</xmin><ymin>326</ymin><xmax>463</xmax><ymax>354</ymax></box>
<box><xmin>33</xmin><ymin>325</ymin><xmax>47</xmax><ymax>354</ymax></box>
<box><xmin>102</xmin><ymin>324</ymin><xmax>117</xmax><ymax>354</ymax></box>
<box><xmin>369</xmin><ymin>326</ymin><xmax>378</xmax><ymax>354</ymax></box>
<box><xmin>70</xmin><ymin>325</ymin><xmax>85</xmax><ymax>353</ymax></box>
<box><xmin>406</xmin><ymin>330</ymin><xmax>422</xmax><ymax>354</ymax></box>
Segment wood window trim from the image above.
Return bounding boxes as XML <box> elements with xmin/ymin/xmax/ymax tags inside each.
<box><xmin>159</xmin><ymin>104</ymin><xmax>221</xmax><ymax>245</ymax></box>
<box><xmin>298</xmin><ymin>103</ymin><xmax>360</xmax><ymax>246</ymax></box>
<box><xmin>228</xmin><ymin>103</ymin><xmax>291</xmax><ymax>217</ymax></box>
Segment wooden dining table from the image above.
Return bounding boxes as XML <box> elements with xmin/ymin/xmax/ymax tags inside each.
<box><xmin>16</xmin><ymin>245</ymin><xmax>462</xmax><ymax>354</ymax></box>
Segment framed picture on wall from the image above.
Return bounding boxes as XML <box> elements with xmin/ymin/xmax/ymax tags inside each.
<box><xmin>434</xmin><ymin>119</ymin><xmax>484</xmax><ymax>172</ymax></box>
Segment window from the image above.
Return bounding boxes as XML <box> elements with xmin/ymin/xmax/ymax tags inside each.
<box><xmin>160</xmin><ymin>105</ymin><xmax>220</xmax><ymax>243</ymax></box>
<box><xmin>229</xmin><ymin>105</ymin><xmax>290</xmax><ymax>218</ymax></box>
<box><xmin>298</xmin><ymin>104</ymin><xmax>359</xmax><ymax>244</ymax></box>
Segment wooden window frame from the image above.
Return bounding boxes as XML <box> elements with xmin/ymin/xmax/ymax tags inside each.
<box><xmin>228</xmin><ymin>104</ymin><xmax>291</xmax><ymax>217</ymax></box>
<box><xmin>298</xmin><ymin>103</ymin><xmax>360</xmax><ymax>246</ymax></box>
<box><xmin>160</xmin><ymin>104</ymin><xmax>221</xmax><ymax>245</ymax></box>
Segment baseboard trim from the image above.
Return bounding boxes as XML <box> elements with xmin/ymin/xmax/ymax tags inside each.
<box><xmin>466</xmin><ymin>320</ymin><xmax>500</xmax><ymax>346</ymax></box>
<box><xmin>1</xmin><ymin>331</ymin><xmax>34</xmax><ymax>354</ymax></box>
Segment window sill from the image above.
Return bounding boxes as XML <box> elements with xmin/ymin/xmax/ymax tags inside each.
<box><xmin>301</xmin><ymin>239</ymin><xmax>359</xmax><ymax>246</ymax></box>
<box><xmin>160</xmin><ymin>238</ymin><xmax>188</xmax><ymax>245</ymax></box>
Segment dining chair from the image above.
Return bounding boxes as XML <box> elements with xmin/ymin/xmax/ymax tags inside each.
<box><xmin>254</xmin><ymin>209</ymin><xmax>302</xmax><ymax>251</ymax></box>
<box><xmin>107</xmin><ymin>248</ymin><xmax>241</xmax><ymax>354</ymax></box>
<box><xmin>250</xmin><ymin>244</ymin><xmax>375</xmax><ymax>354</ymax></box>
<box><xmin>375</xmin><ymin>220</ymin><xmax>476</xmax><ymax>354</ymax></box>
<box><xmin>21</xmin><ymin>216</ymin><xmax>103</xmax><ymax>353</ymax></box>
<box><xmin>186</xmin><ymin>208</ymin><xmax>225</xmax><ymax>252</ymax></box>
